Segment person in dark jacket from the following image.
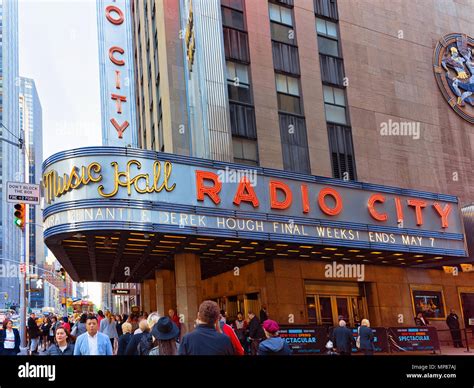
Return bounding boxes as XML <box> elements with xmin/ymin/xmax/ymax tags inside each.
<box><xmin>248</xmin><ymin>311</ymin><xmax>265</xmax><ymax>356</ymax></box>
<box><xmin>125</xmin><ymin>319</ymin><xmax>151</xmax><ymax>355</ymax></box>
<box><xmin>45</xmin><ymin>326</ymin><xmax>74</xmax><ymax>356</ymax></box>
<box><xmin>40</xmin><ymin>317</ymin><xmax>51</xmax><ymax>351</ymax></box>
<box><xmin>259</xmin><ymin>305</ymin><xmax>268</xmax><ymax>323</ymax></box>
<box><xmin>358</xmin><ymin>319</ymin><xmax>375</xmax><ymax>355</ymax></box>
<box><xmin>257</xmin><ymin>320</ymin><xmax>291</xmax><ymax>356</ymax></box>
<box><xmin>179</xmin><ymin>300</ymin><xmax>234</xmax><ymax>356</ymax></box>
<box><xmin>415</xmin><ymin>312</ymin><xmax>429</xmax><ymax>326</ymax></box>
<box><xmin>332</xmin><ymin>320</ymin><xmax>355</xmax><ymax>356</ymax></box>
<box><xmin>27</xmin><ymin>313</ymin><xmax>41</xmax><ymax>355</ymax></box>
<box><xmin>117</xmin><ymin>322</ymin><xmax>133</xmax><ymax>355</ymax></box>
<box><xmin>0</xmin><ymin>319</ymin><xmax>21</xmax><ymax>355</ymax></box>
<box><xmin>446</xmin><ymin>309</ymin><xmax>463</xmax><ymax>348</ymax></box>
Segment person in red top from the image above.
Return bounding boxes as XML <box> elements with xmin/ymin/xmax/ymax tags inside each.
<box><xmin>217</xmin><ymin>312</ymin><xmax>244</xmax><ymax>356</ymax></box>
<box><xmin>61</xmin><ymin>317</ymin><xmax>71</xmax><ymax>332</ymax></box>
<box><xmin>97</xmin><ymin>310</ymin><xmax>105</xmax><ymax>326</ymax></box>
<box><xmin>168</xmin><ymin>309</ymin><xmax>181</xmax><ymax>339</ymax></box>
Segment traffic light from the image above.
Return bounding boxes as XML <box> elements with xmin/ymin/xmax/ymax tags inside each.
<box><xmin>4</xmin><ymin>293</ymin><xmax>7</xmax><ymax>301</ymax></box>
<box><xmin>13</xmin><ymin>203</ymin><xmax>25</xmax><ymax>229</ymax></box>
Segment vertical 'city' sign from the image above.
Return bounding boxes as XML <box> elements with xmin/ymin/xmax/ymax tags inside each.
<box><xmin>97</xmin><ymin>0</ymin><xmax>138</xmax><ymax>147</ymax></box>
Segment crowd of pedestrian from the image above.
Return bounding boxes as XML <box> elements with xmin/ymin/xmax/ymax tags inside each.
<box><xmin>0</xmin><ymin>301</ymin><xmax>296</xmax><ymax>356</ymax></box>
<box><xmin>5</xmin><ymin>302</ymin><xmax>464</xmax><ymax>356</ymax></box>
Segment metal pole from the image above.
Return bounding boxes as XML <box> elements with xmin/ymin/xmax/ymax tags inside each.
<box><xmin>18</xmin><ymin>143</ymin><xmax>28</xmax><ymax>354</ymax></box>
<box><xmin>464</xmin><ymin>328</ymin><xmax>471</xmax><ymax>353</ymax></box>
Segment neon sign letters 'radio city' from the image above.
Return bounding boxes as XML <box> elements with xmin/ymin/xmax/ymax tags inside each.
<box><xmin>105</xmin><ymin>4</ymin><xmax>129</xmax><ymax>139</ymax></box>
<box><xmin>43</xmin><ymin>160</ymin><xmax>453</xmax><ymax>230</ymax></box>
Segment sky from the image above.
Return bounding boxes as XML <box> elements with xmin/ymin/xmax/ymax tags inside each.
<box><xmin>19</xmin><ymin>0</ymin><xmax>103</xmax><ymax>307</ymax></box>
<box><xmin>19</xmin><ymin>0</ymin><xmax>102</xmax><ymax>160</ymax></box>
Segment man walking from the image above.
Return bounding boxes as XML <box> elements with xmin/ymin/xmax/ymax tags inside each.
<box><xmin>74</xmin><ymin>315</ymin><xmax>113</xmax><ymax>355</ymax></box>
<box><xmin>27</xmin><ymin>313</ymin><xmax>41</xmax><ymax>355</ymax></box>
<box><xmin>179</xmin><ymin>300</ymin><xmax>234</xmax><ymax>355</ymax></box>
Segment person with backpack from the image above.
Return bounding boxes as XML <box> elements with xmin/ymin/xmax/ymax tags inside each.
<box><xmin>72</xmin><ymin>313</ymin><xmax>88</xmax><ymax>338</ymax></box>
<box><xmin>125</xmin><ymin>319</ymin><xmax>153</xmax><ymax>355</ymax></box>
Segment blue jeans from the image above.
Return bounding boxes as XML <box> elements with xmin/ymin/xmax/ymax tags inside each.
<box><xmin>30</xmin><ymin>338</ymin><xmax>39</xmax><ymax>353</ymax></box>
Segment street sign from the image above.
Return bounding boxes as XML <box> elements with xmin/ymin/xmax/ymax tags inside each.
<box><xmin>7</xmin><ymin>182</ymin><xmax>40</xmax><ymax>205</ymax></box>
<box><xmin>111</xmin><ymin>289</ymin><xmax>130</xmax><ymax>295</ymax></box>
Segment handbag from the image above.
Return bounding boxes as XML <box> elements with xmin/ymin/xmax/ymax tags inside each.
<box><xmin>356</xmin><ymin>326</ymin><xmax>361</xmax><ymax>349</ymax></box>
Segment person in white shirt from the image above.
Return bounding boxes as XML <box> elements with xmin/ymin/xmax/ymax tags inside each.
<box><xmin>0</xmin><ymin>319</ymin><xmax>20</xmax><ymax>355</ymax></box>
<box><xmin>73</xmin><ymin>315</ymin><xmax>113</xmax><ymax>356</ymax></box>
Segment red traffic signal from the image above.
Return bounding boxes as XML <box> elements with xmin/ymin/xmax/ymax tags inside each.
<box><xmin>13</xmin><ymin>203</ymin><xmax>25</xmax><ymax>229</ymax></box>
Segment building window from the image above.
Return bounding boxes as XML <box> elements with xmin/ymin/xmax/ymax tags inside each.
<box><xmin>269</xmin><ymin>3</ymin><xmax>296</xmax><ymax>46</ymax></box>
<box><xmin>226</xmin><ymin>61</ymin><xmax>251</xmax><ymax>104</ymax></box>
<box><xmin>223</xmin><ymin>27</ymin><xmax>250</xmax><ymax>62</ymax></box>
<box><xmin>323</xmin><ymin>85</ymin><xmax>347</xmax><ymax>124</ymax></box>
<box><xmin>276</xmin><ymin>74</ymin><xmax>302</xmax><ymax>115</ymax></box>
<box><xmin>319</xmin><ymin>54</ymin><xmax>344</xmax><ymax>86</ymax></box>
<box><xmin>279</xmin><ymin>113</ymin><xmax>310</xmax><ymax>173</ymax></box>
<box><xmin>272</xmin><ymin>41</ymin><xmax>300</xmax><ymax>75</ymax></box>
<box><xmin>327</xmin><ymin>124</ymin><xmax>356</xmax><ymax>180</ymax></box>
<box><xmin>269</xmin><ymin>3</ymin><xmax>293</xmax><ymax>26</ymax></box>
<box><xmin>232</xmin><ymin>137</ymin><xmax>258</xmax><ymax>165</ymax></box>
<box><xmin>222</xmin><ymin>6</ymin><xmax>245</xmax><ymax>30</ymax></box>
<box><xmin>316</xmin><ymin>17</ymin><xmax>337</xmax><ymax>38</ymax></box>
<box><xmin>221</xmin><ymin>0</ymin><xmax>243</xmax><ymax>10</ymax></box>
<box><xmin>316</xmin><ymin>17</ymin><xmax>339</xmax><ymax>57</ymax></box>
<box><xmin>229</xmin><ymin>103</ymin><xmax>257</xmax><ymax>139</ymax></box>
<box><xmin>314</xmin><ymin>0</ymin><xmax>339</xmax><ymax>20</ymax></box>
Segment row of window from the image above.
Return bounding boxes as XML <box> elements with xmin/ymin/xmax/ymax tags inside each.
<box><xmin>315</xmin><ymin>0</ymin><xmax>357</xmax><ymax>180</ymax></box>
<box><xmin>222</xmin><ymin>0</ymin><xmax>259</xmax><ymax>166</ymax></box>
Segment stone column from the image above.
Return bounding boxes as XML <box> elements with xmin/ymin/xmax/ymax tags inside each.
<box><xmin>155</xmin><ymin>269</ymin><xmax>177</xmax><ymax>317</ymax></box>
<box><xmin>174</xmin><ymin>253</ymin><xmax>202</xmax><ymax>336</ymax></box>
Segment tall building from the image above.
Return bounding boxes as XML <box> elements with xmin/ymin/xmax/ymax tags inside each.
<box><xmin>19</xmin><ymin>77</ymin><xmax>44</xmax><ymax>276</ymax></box>
<box><xmin>0</xmin><ymin>0</ymin><xmax>21</xmax><ymax>309</ymax></box>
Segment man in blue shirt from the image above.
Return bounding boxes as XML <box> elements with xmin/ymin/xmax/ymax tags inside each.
<box><xmin>74</xmin><ymin>315</ymin><xmax>113</xmax><ymax>356</ymax></box>
<box><xmin>179</xmin><ymin>300</ymin><xmax>234</xmax><ymax>355</ymax></box>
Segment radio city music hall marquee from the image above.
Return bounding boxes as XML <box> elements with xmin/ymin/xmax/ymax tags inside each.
<box><xmin>42</xmin><ymin>147</ymin><xmax>467</xmax><ymax>258</ymax></box>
